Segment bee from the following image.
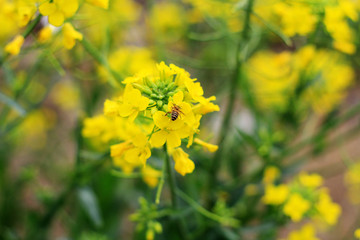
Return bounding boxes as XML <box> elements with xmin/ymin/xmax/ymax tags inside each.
<box><xmin>165</xmin><ymin>104</ymin><xmax>184</xmax><ymax>121</ymax></box>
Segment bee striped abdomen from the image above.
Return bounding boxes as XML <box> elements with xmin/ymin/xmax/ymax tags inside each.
<box><xmin>171</xmin><ymin>111</ymin><xmax>179</xmax><ymax>121</ymax></box>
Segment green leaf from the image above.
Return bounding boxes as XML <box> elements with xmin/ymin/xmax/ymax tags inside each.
<box><xmin>77</xmin><ymin>187</ymin><xmax>103</xmax><ymax>228</ymax></box>
<box><xmin>236</xmin><ymin>128</ymin><xmax>258</xmax><ymax>149</ymax></box>
<box><xmin>0</xmin><ymin>91</ymin><xmax>26</xmax><ymax>116</ymax></box>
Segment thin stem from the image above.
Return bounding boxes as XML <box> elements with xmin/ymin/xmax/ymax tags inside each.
<box><xmin>164</xmin><ymin>145</ymin><xmax>177</xmax><ymax>208</ymax></box>
<box><xmin>176</xmin><ymin>189</ymin><xmax>240</xmax><ymax>228</ymax></box>
<box><xmin>208</xmin><ymin>0</ymin><xmax>255</xmax><ymax>191</ymax></box>
<box><xmin>155</xmin><ymin>160</ymin><xmax>166</xmax><ymax>204</ymax></box>
<box><xmin>80</xmin><ymin>38</ymin><xmax>123</xmax><ymax>87</ymax></box>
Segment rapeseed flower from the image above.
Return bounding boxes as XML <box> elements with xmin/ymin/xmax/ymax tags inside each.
<box><xmin>99</xmin><ymin>62</ymin><xmax>219</xmax><ymax>176</ymax></box>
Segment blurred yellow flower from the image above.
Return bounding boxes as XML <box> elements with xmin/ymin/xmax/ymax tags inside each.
<box><xmin>355</xmin><ymin>228</ymin><xmax>360</xmax><ymax>239</ymax></box>
<box><xmin>39</xmin><ymin>0</ymin><xmax>79</xmax><ymax>27</ymax></box>
<box><xmin>86</xmin><ymin>0</ymin><xmax>109</xmax><ymax>9</ymax></box>
<box><xmin>142</xmin><ymin>165</ymin><xmax>161</xmax><ymax>188</ymax></box>
<box><xmin>287</xmin><ymin>224</ymin><xmax>319</xmax><ymax>240</ymax></box>
<box><xmin>5</xmin><ymin>35</ymin><xmax>24</xmax><ymax>55</ymax></box>
<box><xmin>298</xmin><ymin>172</ymin><xmax>323</xmax><ymax>188</ymax></box>
<box><xmin>263</xmin><ymin>166</ymin><xmax>280</xmax><ymax>185</ymax></box>
<box><xmin>283</xmin><ymin>193</ymin><xmax>310</xmax><ymax>222</ymax></box>
<box><xmin>263</xmin><ymin>184</ymin><xmax>289</xmax><ymax>205</ymax></box>
<box><xmin>62</xmin><ymin>23</ymin><xmax>83</xmax><ymax>49</ymax></box>
<box><xmin>316</xmin><ymin>190</ymin><xmax>341</xmax><ymax>225</ymax></box>
<box><xmin>38</xmin><ymin>26</ymin><xmax>53</xmax><ymax>43</ymax></box>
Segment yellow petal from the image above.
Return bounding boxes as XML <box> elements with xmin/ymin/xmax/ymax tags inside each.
<box><xmin>194</xmin><ymin>138</ymin><xmax>218</xmax><ymax>152</ymax></box>
<box><xmin>150</xmin><ymin>130</ymin><xmax>167</xmax><ymax>148</ymax></box>
<box><xmin>86</xmin><ymin>0</ymin><xmax>109</xmax><ymax>9</ymax></box>
<box><xmin>118</xmin><ymin>103</ymin><xmax>134</xmax><ymax>117</ymax></box>
<box><xmin>172</xmin><ymin>91</ymin><xmax>184</xmax><ymax>104</ymax></box>
<box><xmin>58</xmin><ymin>0</ymin><xmax>79</xmax><ymax>17</ymax></box>
<box><xmin>62</xmin><ymin>23</ymin><xmax>82</xmax><ymax>48</ymax></box>
<box><xmin>49</xmin><ymin>10</ymin><xmax>65</xmax><ymax>27</ymax></box>
<box><xmin>166</xmin><ymin>132</ymin><xmax>181</xmax><ymax>149</ymax></box>
<box><xmin>39</xmin><ymin>2</ymin><xmax>56</xmax><ymax>16</ymax></box>
<box><xmin>153</xmin><ymin>111</ymin><xmax>170</xmax><ymax>129</ymax></box>
<box><xmin>172</xmin><ymin>148</ymin><xmax>195</xmax><ymax>176</ymax></box>
<box><xmin>38</xmin><ymin>26</ymin><xmax>53</xmax><ymax>43</ymax></box>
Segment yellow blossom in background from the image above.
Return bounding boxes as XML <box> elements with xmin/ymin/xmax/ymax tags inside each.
<box><xmin>39</xmin><ymin>0</ymin><xmax>79</xmax><ymax>27</ymax></box>
<box><xmin>286</xmin><ymin>224</ymin><xmax>319</xmax><ymax>240</ymax></box>
<box><xmin>345</xmin><ymin>162</ymin><xmax>360</xmax><ymax>204</ymax></box>
<box><xmin>263</xmin><ymin>184</ymin><xmax>289</xmax><ymax>205</ymax></box>
<box><xmin>194</xmin><ymin>138</ymin><xmax>218</xmax><ymax>152</ymax></box>
<box><xmin>262</xmin><ymin>166</ymin><xmax>280</xmax><ymax>185</ymax></box>
<box><xmin>283</xmin><ymin>193</ymin><xmax>310</xmax><ymax>222</ymax></box>
<box><xmin>141</xmin><ymin>165</ymin><xmax>161</xmax><ymax>188</ymax></box>
<box><xmin>62</xmin><ymin>23</ymin><xmax>83</xmax><ymax>49</ymax></box>
<box><xmin>5</xmin><ymin>35</ymin><xmax>24</xmax><ymax>55</ymax></box>
<box><xmin>38</xmin><ymin>26</ymin><xmax>53</xmax><ymax>43</ymax></box>
<box><xmin>149</xmin><ymin>2</ymin><xmax>186</xmax><ymax>42</ymax></box>
<box><xmin>246</xmin><ymin>46</ymin><xmax>354</xmax><ymax>114</ymax></box>
<box><xmin>16</xmin><ymin>0</ymin><xmax>37</xmax><ymax>27</ymax></box>
<box><xmin>315</xmin><ymin>190</ymin><xmax>341</xmax><ymax>225</ymax></box>
<box><xmin>273</xmin><ymin>2</ymin><xmax>317</xmax><ymax>37</ymax></box>
<box><xmin>298</xmin><ymin>172</ymin><xmax>323</xmax><ymax>188</ymax></box>
<box><xmin>86</xmin><ymin>0</ymin><xmax>109</xmax><ymax>9</ymax></box>
<box><xmin>0</xmin><ymin>0</ymin><xmax>18</xmax><ymax>42</ymax></box>
<box><xmin>170</xmin><ymin>148</ymin><xmax>195</xmax><ymax>176</ymax></box>
<box><xmin>355</xmin><ymin>228</ymin><xmax>360</xmax><ymax>239</ymax></box>
<box><xmin>51</xmin><ymin>81</ymin><xmax>80</xmax><ymax>111</ymax></box>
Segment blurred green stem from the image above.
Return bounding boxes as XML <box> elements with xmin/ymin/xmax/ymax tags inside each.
<box><xmin>155</xmin><ymin>158</ymin><xmax>166</xmax><ymax>204</ymax></box>
<box><xmin>208</xmin><ymin>0</ymin><xmax>255</xmax><ymax>192</ymax></box>
<box><xmin>80</xmin><ymin>38</ymin><xmax>123</xmax><ymax>87</ymax></box>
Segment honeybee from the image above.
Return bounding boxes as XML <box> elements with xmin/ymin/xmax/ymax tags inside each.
<box><xmin>165</xmin><ymin>104</ymin><xmax>184</xmax><ymax>121</ymax></box>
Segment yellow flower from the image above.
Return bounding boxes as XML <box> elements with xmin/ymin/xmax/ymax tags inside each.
<box><xmin>111</xmin><ymin>134</ymin><xmax>151</xmax><ymax>165</ymax></box>
<box><xmin>263</xmin><ymin>184</ymin><xmax>289</xmax><ymax>205</ymax></box>
<box><xmin>141</xmin><ymin>165</ymin><xmax>161</xmax><ymax>188</ymax></box>
<box><xmin>283</xmin><ymin>193</ymin><xmax>310</xmax><ymax>222</ymax></box>
<box><xmin>118</xmin><ymin>85</ymin><xmax>150</xmax><ymax>121</ymax></box>
<box><xmin>62</xmin><ymin>23</ymin><xmax>83</xmax><ymax>49</ymax></box>
<box><xmin>86</xmin><ymin>0</ymin><xmax>109</xmax><ymax>9</ymax></box>
<box><xmin>170</xmin><ymin>148</ymin><xmax>195</xmax><ymax>176</ymax></box>
<box><xmin>194</xmin><ymin>138</ymin><xmax>218</xmax><ymax>152</ymax></box>
<box><xmin>39</xmin><ymin>0</ymin><xmax>79</xmax><ymax>27</ymax></box>
<box><xmin>263</xmin><ymin>166</ymin><xmax>280</xmax><ymax>185</ymax></box>
<box><xmin>150</xmin><ymin>111</ymin><xmax>185</xmax><ymax>149</ymax></box>
<box><xmin>38</xmin><ymin>26</ymin><xmax>53</xmax><ymax>43</ymax></box>
<box><xmin>273</xmin><ymin>2</ymin><xmax>317</xmax><ymax>37</ymax></box>
<box><xmin>316</xmin><ymin>191</ymin><xmax>341</xmax><ymax>225</ymax></box>
<box><xmin>5</xmin><ymin>35</ymin><xmax>24</xmax><ymax>55</ymax></box>
<box><xmin>287</xmin><ymin>224</ymin><xmax>319</xmax><ymax>240</ymax></box>
<box><xmin>192</xmin><ymin>96</ymin><xmax>220</xmax><ymax>115</ymax></box>
<box><xmin>298</xmin><ymin>172</ymin><xmax>323</xmax><ymax>188</ymax></box>
<box><xmin>354</xmin><ymin>228</ymin><xmax>360</xmax><ymax>239</ymax></box>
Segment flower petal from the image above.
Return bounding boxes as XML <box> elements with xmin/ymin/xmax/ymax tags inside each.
<box><xmin>150</xmin><ymin>130</ymin><xmax>167</xmax><ymax>148</ymax></box>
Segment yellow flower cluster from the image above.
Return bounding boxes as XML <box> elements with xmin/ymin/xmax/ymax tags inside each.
<box><xmin>267</xmin><ymin>0</ymin><xmax>359</xmax><ymax>54</ymax></box>
<box><xmin>263</xmin><ymin>172</ymin><xmax>341</xmax><ymax>225</ymax></box>
<box><xmin>85</xmin><ymin>62</ymin><xmax>218</xmax><ymax>182</ymax></box>
<box><xmin>283</xmin><ymin>224</ymin><xmax>319</xmax><ymax>240</ymax></box>
<box><xmin>246</xmin><ymin>45</ymin><xmax>354</xmax><ymax>114</ymax></box>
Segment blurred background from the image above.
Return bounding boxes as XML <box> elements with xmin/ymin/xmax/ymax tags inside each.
<box><xmin>1</xmin><ymin>0</ymin><xmax>360</xmax><ymax>239</ymax></box>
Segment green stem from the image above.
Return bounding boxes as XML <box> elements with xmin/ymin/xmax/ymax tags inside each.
<box><xmin>80</xmin><ymin>38</ymin><xmax>123</xmax><ymax>87</ymax></box>
<box><xmin>155</xmin><ymin>160</ymin><xmax>166</xmax><ymax>204</ymax></box>
<box><xmin>164</xmin><ymin>145</ymin><xmax>177</xmax><ymax>208</ymax></box>
<box><xmin>208</xmin><ymin>0</ymin><xmax>255</xmax><ymax>191</ymax></box>
<box><xmin>176</xmin><ymin>189</ymin><xmax>240</xmax><ymax>228</ymax></box>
